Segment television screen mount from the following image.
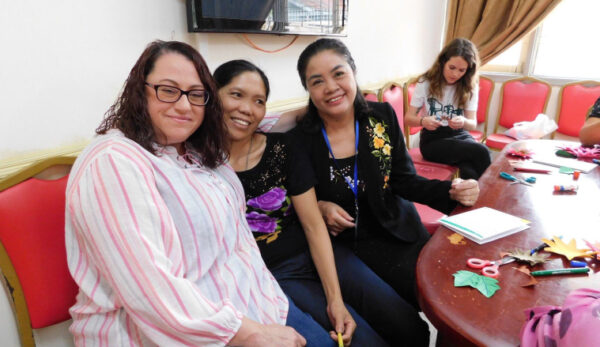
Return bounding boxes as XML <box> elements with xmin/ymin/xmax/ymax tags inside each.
<box><xmin>186</xmin><ymin>0</ymin><xmax>348</xmax><ymax>36</ymax></box>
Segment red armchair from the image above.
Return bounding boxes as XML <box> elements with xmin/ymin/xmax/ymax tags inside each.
<box><xmin>469</xmin><ymin>76</ymin><xmax>494</xmax><ymax>142</ymax></box>
<box><xmin>362</xmin><ymin>89</ymin><xmax>379</xmax><ymax>102</ymax></box>
<box><xmin>379</xmin><ymin>81</ymin><xmax>405</xmax><ymax>133</ymax></box>
<box><xmin>485</xmin><ymin>77</ymin><xmax>551</xmax><ymax>150</ymax></box>
<box><xmin>0</xmin><ymin>156</ymin><xmax>79</xmax><ymax>347</ymax></box>
<box><xmin>553</xmin><ymin>80</ymin><xmax>600</xmax><ymax>138</ymax></box>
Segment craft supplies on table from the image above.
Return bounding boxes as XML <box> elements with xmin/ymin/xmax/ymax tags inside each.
<box><xmin>531</xmin><ymin>268</ymin><xmax>590</xmax><ymax>276</ymax></box>
<box><xmin>439</xmin><ymin>207</ymin><xmax>530</xmax><ymax>244</ymax></box>
<box><xmin>554</xmin><ymin>184</ymin><xmax>578</xmax><ymax>193</ymax></box>
<box><xmin>499</xmin><ymin>171</ymin><xmax>535</xmax><ymax>186</ymax></box>
<box><xmin>467</xmin><ymin>256</ymin><xmax>516</xmax><ymax>278</ymax></box>
<box><xmin>532</xmin><ymin>154</ymin><xmax>597</xmax><ymax>173</ymax></box>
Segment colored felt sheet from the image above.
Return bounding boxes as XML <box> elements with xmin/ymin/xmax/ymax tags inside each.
<box><xmin>506</xmin><ymin>249</ymin><xmax>550</xmax><ymax>266</ymax></box>
<box><xmin>559</xmin><ymin>145</ymin><xmax>600</xmax><ymax>159</ymax></box>
<box><xmin>513</xmin><ymin>266</ymin><xmax>539</xmax><ymax>287</ymax></box>
<box><xmin>584</xmin><ymin>240</ymin><xmax>600</xmax><ymax>260</ymax></box>
<box><xmin>559</xmin><ymin>166</ymin><xmax>574</xmax><ymax>174</ymax></box>
<box><xmin>542</xmin><ymin>237</ymin><xmax>596</xmax><ymax>260</ymax></box>
<box><xmin>506</xmin><ymin>148</ymin><xmax>533</xmax><ymax>159</ymax></box>
<box><xmin>453</xmin><ymin>270</ymin><xmax>500</xmax><ymax>298</ymax></box>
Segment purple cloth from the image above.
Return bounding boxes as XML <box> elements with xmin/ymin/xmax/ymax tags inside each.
<box><xmin>520</xmin><ymin>288</ymin><xmax>600</xmax><ymax>347</ymax></box>
<box><xmin>246</xmin><ymin>211</ymin><xmax>277</xmax><ymax>233</ymax></box>
<box><xmin>247</xmin><ymin>187</ymin><xmax>286</xmax><ymax>211</ymax></box>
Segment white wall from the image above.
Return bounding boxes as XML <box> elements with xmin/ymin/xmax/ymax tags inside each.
<box><xmin>0</xmin><ymin>0</ymin><xmax>444</xmax><ymax>162</ymax></box>
<box><xmin>0</xmin><ymin>1</ymin><xmax>445</xmax><ymax>345</ymax></box>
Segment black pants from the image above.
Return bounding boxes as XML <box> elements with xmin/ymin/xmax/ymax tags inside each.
<box><xmin>421</xmin><ymin>136</ymin><xmax>491</xmax><ymax>179</ymax></box>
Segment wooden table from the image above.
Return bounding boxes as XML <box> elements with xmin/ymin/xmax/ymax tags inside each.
<box><xmin>416</xmin><ymin>140</ymin><xmax>600</xmax><ymax>347</ymax></box>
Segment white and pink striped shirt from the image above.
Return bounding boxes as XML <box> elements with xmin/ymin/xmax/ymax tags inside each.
<box><xmin>257</xmin><ymin>111</ymin><xmax>281</xmax><ymax>133</ymax></box>
<box><xmin>65</xmin><ymin>130</ymin><xmax>288</xmax><ymax>347</ymax></box>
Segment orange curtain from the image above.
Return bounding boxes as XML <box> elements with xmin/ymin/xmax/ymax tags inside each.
<box><xmin>445</xmin><ymin>0</ymin><xmax>562</xmax><ymax>64</ymax></box>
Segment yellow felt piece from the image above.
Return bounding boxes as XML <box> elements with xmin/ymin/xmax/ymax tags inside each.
<box><xmin>541</xmin><ymin>236</ymin><xmax>596</xmax><ymax>260</ymax></box>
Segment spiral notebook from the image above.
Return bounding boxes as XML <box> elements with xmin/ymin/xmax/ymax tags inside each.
<box><xmin>439</xmin><ymin>207</ymin><xmax>530</xmax><ymax>244</ymax></box>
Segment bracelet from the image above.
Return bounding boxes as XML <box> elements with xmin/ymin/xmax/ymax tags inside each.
<box><xmin>420</xmin><ymin>117</ymin><xmax>424</xmax><ymax>126</ymax></box>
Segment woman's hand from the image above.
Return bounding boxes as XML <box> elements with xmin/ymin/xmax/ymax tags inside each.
<box><xmin>448</xmin><ymin>116</ymin><xmax>466</xmax><ymax>129</ymax></box>
<box><xmin>231</xmin><ymin>318</ymin><xmax>306</xmax><ymax>347</ymax></box>
<box><xmin>317</xmin><ymin>201</ymin><xmax>355</xmax><ymax>236</ymax></box>
<box><xmin>243</xmin><ymin>325</ymin><xmax>306</xmax><ymax>347</ymax></box>
<box><xmin>327</xmin><ymin>299</ymin><xmax>356</xmax><ymax>346</ymax></box>
<box><xmin>449</xmin><ymin>178</ymin><xmax>480</xmax><ymax>206</ymax></box>
<box><xmin>421</xmin><ymin>116</ymin><xmax>442</xmax><ymax>131</ymax></box>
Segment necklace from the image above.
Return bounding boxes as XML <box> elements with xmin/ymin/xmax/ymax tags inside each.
<box><xmin>245</xmin><ymin>134</ymin><xmax>254</xmax><ymax>170</ymax></box>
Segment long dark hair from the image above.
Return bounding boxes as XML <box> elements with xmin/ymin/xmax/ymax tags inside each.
<box><xmin>96</xmin><ymin>40</ymin><xmax>227</xmax><ymax>168</ymax></box>
<box><xmin>213</xmin><ymin>59</ymin><xmax>270</xmax><ymax>99</ymax></box>
<box><xmin>419</xmin><ymin>37</ymin><xmax>480</xmax><ymax>109</ymax></box>
<box><xmin>296</xmin><ymin>38</ymin><xmax>370</xmax><ymax>133</ymax></box>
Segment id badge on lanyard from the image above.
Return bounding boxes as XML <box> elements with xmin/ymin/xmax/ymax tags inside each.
<box><xmin>321</xmin><ymin>120</ymin><xmax>359</xmax><ymax>247</ymax></box>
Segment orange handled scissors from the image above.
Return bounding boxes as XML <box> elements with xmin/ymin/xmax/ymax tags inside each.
<box><xmin>466</xmin><ymin>256</ymin><xmax>516</xmax><ymax>278</ymax></box>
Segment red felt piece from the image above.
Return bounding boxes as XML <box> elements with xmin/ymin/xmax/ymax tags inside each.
<box><xmin>485</xmin><ymin>133</ymin><xmax>516</xmax><ymax>150</ymax></box>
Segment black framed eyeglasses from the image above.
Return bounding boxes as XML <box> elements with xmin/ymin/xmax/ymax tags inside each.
<box><xmin>145</xmin><ymin>82</ymin><xmax>210</xmax><ymax>106</ymax></box>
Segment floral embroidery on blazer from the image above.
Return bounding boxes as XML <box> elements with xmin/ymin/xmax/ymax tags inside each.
<box><xmin>367</xmin><ymin>116</ymin><xmax>393</xmax><ymax>189</ymax></box>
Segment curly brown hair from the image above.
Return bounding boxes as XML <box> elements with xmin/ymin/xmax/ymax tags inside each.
<box><xmin>418</xmin><ymin>38</ymin><xmax>480</xmax><ymax>109</ymax></box>
<box><xmin>96</xmin><ymin>40</ymin><xmax>227</xmax><ymax>168</ymax></box>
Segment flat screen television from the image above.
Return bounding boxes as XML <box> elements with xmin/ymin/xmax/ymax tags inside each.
<box><xmin>186</xmin><ymin>0</ymin><xmax>348</xmax><ymax>36</ymax></box>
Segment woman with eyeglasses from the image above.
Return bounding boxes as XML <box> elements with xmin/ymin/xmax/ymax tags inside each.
<box><xmin>65</xmin><ymin>40</ymin><xmax>318</xmax><ymax>347</ymax></box>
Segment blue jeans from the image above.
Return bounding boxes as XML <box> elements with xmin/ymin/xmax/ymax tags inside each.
<box><xmin>286</xmin><ymin>296</ymin><xmax>335</xmax><ymax>347</ymax></box>
<box><xmin>273</xmin><ymin>246</ymin><xmax>429</xmax><ymax>346</ymax></box>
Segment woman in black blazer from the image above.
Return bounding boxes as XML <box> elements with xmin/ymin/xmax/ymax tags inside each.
<box><xmin>290</xmin><ymin>38</ymin><xmax>480</xmax><ymax>341</ymax></box>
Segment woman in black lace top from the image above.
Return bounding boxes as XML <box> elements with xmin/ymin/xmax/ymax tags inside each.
<box><xmin>215</xmin><ymin>60</ymin><xmax>413</xmax><ymax>346</ymax></box>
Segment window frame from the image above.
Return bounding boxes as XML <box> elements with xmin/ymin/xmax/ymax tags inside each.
<box><xmin>481</xmin><ymin>23</ymin><xmax>591</xmax><ymax>85</ymax></box>
<box><xmin>481</xmin><ymin>32</ymin><xmax>533</xmax><ymax>74</ymax></box>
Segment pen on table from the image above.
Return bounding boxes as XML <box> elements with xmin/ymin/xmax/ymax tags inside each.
<box><xmin>530</xmin><ymin>236</ymin><xmax>562</xmax><ymax>255</ymax></box>
<box><xmin>593</xmin><ymin>158</ymin><xmax>600</xmax><ymax>165</ymax></box>
<box><xmin>531</xmin><ymin>267</ymin><xmax>590</xmax><ymax>276</ymax></box>
<box><xmin>338</xmin><ymin>332</ymin><xmax>344</xmax><ymax>347</ymax></box>
<box><xmin>530</xmin><ymin>242</ymin><xmax>548</xmax><ymax>255</ymax></box>
<box><xmin>570</xmin><ymin>260</ymin><xmax>587</xmax><ymax>268</ymax></box>
<box><xmin>513</xmin><ymin>167</ymin><xmax>551</xmax><ymax>174</ymax></box>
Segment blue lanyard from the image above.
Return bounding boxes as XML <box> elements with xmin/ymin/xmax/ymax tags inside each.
<box><xmin>321</xmin><ymin>120</ymin><xmax>359</xmax><ymax>198</ymax></box>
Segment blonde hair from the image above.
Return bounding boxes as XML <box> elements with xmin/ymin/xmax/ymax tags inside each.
<box><xmin>418</xmin><ymin>38</ymin><xmax>480</xmax><ymax>109</ymax></box>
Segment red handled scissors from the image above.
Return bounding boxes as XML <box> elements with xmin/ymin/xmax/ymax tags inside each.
<box><xmin>466</xmin><ymin>256</ymin><xmax>516</xmax><ymax>278</ymax></box>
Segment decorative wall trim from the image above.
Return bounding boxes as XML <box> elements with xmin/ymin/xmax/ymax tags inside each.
<box><xmin>0</xmin><ymin>141</ymin><xmax>87</xmax><ymax>181</ymax></box>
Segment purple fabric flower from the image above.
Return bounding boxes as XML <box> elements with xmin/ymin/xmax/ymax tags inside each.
<box><xmin>247</xmin><ymin>187</ymin><xmax>287</xmax><ymax>211</ymax></box>
<box><xmin>246</xmin><ymin>211</ymin><xmax>277</xmax><ymax>233</ymax></box>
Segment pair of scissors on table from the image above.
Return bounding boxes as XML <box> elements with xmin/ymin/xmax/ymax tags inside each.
<box><xmin>466</xmin><ymin>256</ymin><xmax>516</xmax><ymax>278</ymax></box>
<box><xmin>499</xmin><ymin>171</ymin><xmax>535</xmax><ymax>186</ymax></box>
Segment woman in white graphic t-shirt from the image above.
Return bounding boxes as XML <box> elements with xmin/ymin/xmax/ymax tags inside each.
<box><xmin>405</xmin><ymin>38</ymin><xmax>490</xmax><ymax>179</ymax></box>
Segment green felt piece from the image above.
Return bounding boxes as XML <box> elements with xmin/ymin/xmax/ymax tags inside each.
<box><xmin>555</xmin><ymin>150</ymin><xmax>577</xmax><ymax>158</ymax></box>
<box><xmin>476</xmin><ymin>276</ymin><xmax>501</xmax><ymax>298</ymax></box>
<box><xmin>453</xmin><ymin>270</ymin><xmax>500</xmax><ymax>298</ymax></box>
<box><xmin>559</xmin><ymin>166</ymin><xmax>574</xmax><ymax>174</ymax></box>
<box><xmin>453</xmin><ymin>270</ymin><xmax>475</xmax><ymax>287</ymax></box>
